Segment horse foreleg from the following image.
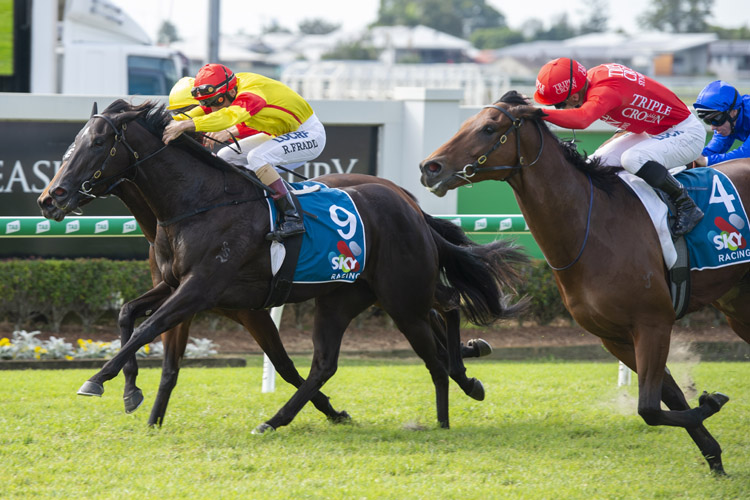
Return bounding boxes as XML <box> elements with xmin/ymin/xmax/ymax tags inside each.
<box><xmin>78</xmin><ymin>281</ymin><xmax>205</xmax><ymax>398</ymax></box>
<box><xmin>602</xmin><ymin>338</ymin><xmax>726</xmax><ymax>473</ymax></box>
<box><xmin>632</xmin><ymin>330</ymin><xmax>729</xmax><ymax>429</ymax></box>
<box><xmin>114</xmin><ymin>281</ymin><xmax>173</xmax><ymax>412</ymax></box>
<box><xmin>147</xmin><ymin>319</ymin><xmax>192</xmax><ymax>427</ymax></box>
<box><xmin>233</xmin><ymin>309</ymin><xmax>350</xmax><ymax>423</ymax></box>
<box><xmin>661</xmin><ymin>370</ymin><xmax>724</xmax><ymax>474</ymax></box>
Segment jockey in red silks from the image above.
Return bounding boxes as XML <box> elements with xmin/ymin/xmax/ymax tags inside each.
<box><xmin>534</xmin><ymin>58</ymin><xmax>706</xmax><ymax>237</ymax></box>
<box><xmin>163</xmin><ymin>63</ymin><xmax>327</xmax><ymax>240</ymax></box>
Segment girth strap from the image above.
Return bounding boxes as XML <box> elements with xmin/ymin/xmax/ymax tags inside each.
<box><xmin>262</xmin><ymin>193</ymin><xmax>305</xmax><ymax>308</ymax></box>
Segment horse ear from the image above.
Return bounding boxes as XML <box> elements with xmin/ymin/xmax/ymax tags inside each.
<box><xmin>91</xmin><ymin>102</ymin><xmax>98</xmax><ymax>117</ymax></box>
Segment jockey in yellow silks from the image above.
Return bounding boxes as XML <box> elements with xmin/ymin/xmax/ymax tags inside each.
<box><xmin>163</xmin><ymin>63</ymin><xmax>327</xmax><ymax>239</ymax></box>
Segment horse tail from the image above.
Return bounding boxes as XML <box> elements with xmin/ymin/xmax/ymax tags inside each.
<box><xmin>426</xmin><ymin>213</ymin><xmax>529</xmax><ymax>326</ymax></box>
<box><xmin>423</xmin><ymin>212</ymin><xmax>476</xmax><ymax>247</ymax></box>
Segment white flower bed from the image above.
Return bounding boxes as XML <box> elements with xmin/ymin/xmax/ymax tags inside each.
<box><xmin>0</xmin><ymin>330</ymin><xmax>218</xmax><ymax>360</ymax></box>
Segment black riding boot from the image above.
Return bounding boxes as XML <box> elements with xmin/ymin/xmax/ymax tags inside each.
<box><xmin>636</xmin><ymin>161</ymin><xmax>703</xmax><ymax>237</ymax></box>
<box><xmin>267</xmin><ymin>178</ymin><xmax>304</xmax><ymax>240</ymax></box>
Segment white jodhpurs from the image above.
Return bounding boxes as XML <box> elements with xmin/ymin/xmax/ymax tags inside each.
<box><xmin>217</xmin><ymin>113</ymin><xmax>326</xmax><ymax>174</ymax></box>
<box><xmin>591</xmin><ymin>113</ymin><xmax>706</xmax><ymax>174</ymax></box>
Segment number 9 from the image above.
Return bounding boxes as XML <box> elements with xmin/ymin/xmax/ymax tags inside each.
<box><xmin>329</xmin><ymin>205</ymin><xmax>356</xmax><ymax>239</ymax></box>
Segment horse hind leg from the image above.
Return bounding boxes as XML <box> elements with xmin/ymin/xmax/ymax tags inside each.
<box><xmin>398</xmin><ymin>314</ymin><xmax>450</xmax><ymax>428</ymax></box>
<box><xmin>255</xmin><ymin>286</ymin><xmax>376</xmax><ymax>433</ymax></box>
<box><xmin>233</xmin><ymin>310</ymin><xmax>350</xmax><ymax>423</ymax></box>
<box><xmin>430</xmin><ymin>309</ymin><xmax>485</xmax><ymax>401</ymax></box>
<box><xmin>713</xmin><ymin>278</ymin><xmax>750</xmax><ymax>344</ymax></box>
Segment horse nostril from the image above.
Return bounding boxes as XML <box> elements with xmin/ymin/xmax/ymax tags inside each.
<box><xmin>43</xmin><ymin>197</ymin><xmax>53</xmax><ymax>207</ymax></box>
<box><xmin>426</xmin><ymin>161</ymin><xmax>442</xmax><ymax>174</ymax></box>
<box><xmin>53</xmin><ymin>187</ymin><xmax>67</xmax><ymax>198</ymax></box>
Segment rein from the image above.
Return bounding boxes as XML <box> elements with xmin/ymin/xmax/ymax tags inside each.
<box><xmin>81</xmin><ymin>114</ymin><xmax>169</xmax><ymax>197</ymax></box>
<box><xmin>83</xmin><ymin>111</ymin><xmax>269</xmax><ymax>226</ymax></box>
<box><xmin>545</xmin><ymin>173</ymin><xmax>593</xmax><ymax>271</ymax></box>
<box><xmin>157</xmin><ymin>197</ymin><xmax>259</xmax><ymax>226</ymax></box>
<box><xmin>454</xmin><ymin>105</ymin><xmax>544</xmax><ymax>186</ymax></box>
<box><xmin>456</xmin><ymin>104</ymin><xmax>592</xmax><ymax>271</ymax></box>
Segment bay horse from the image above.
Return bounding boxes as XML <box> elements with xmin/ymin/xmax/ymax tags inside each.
<box><xmin>419</xmin><ymin>91</ymin><xmax>750</xmax><ymax>473</ymax></box>
<box><xmin>38</xmin><ymin>164</ymin><xmax>494</xmax><ymax>427</ymax></box>
<box><xmin>41</xmin><ymin>100</ymin><xmax>527</xmax><ymax>432</ymax></box>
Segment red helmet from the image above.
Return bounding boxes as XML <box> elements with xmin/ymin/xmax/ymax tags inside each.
<box><xmin>191</xmin><ymin>64</ymin><xmax>237</xmax><ymax>106</ymax></box>
<box><xmin>534</xmin><ymin>58</ymin><xmax>588</xmax><ymax>106</ymax></box>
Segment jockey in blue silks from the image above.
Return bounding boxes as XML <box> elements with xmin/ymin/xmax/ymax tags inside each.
<box><xmin>693</xmin><ymin>80</ymin><xmax>750</xmax><ymax>167</ymax></box>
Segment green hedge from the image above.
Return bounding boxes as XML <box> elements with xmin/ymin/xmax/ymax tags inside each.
<box><xmin>0</xmin><ymin>258</ymin><xmax>570</xmax><ymax>332</ymax></box>
<box><xmin>0</xmin><ymin>259</ymin><xmax>153</xmax><ymax>331</ymax></box>
<box><xmin>517</xmin><ymin>260</ymin><xmax>571</xmax><ymax>326</ymax></box>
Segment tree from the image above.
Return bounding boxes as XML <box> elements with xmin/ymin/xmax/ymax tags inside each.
<box><xmin>579</xmin><ymin>0</ymin><xmax>609</xmax><ymax>34</ymax></box>
<box><xmin>374</xmin><ymin>0</ymin><xmax>506</xmax><ymax>39</ymax></box>
<box><xmin>520</xmin><ymin>18</ymin><xmax>545</xmax><ymax>39</ymax></box>
<box><xmin>322</xmin><ymin>37</ymin><xmax>380</xmax><ymax>60</ymax></box>
<box><xmin>708</xmin><ymin>24</ymin><xmax>750</xmax><ymax>40</ymax></box>
<box><xmin>470</xmin><ymin>27</ymin><xmax>524</xmax><ymax>50</ymax></box>
<box><xmin>262</xmin><ymin>20</ymin><xmax>292</xmax><ymax>34</ymax></box>
<box><xmin>157</xmin><ymin>21</ymin><xmax>180</xmax><ymax>44</ymax></box>
<box><xmin>535</xmin><ymin>13</ymin><xmax>577</xmax><ymax>40</ymax></box>
<box><xmin>299</xmin><ymin>18</ymin><xmax>341</xmax><ymax>35</ymax></box>
<box><xmin>638</xmin><ymin>0</ymin><xmax>714</xmax><ymax>32</ymax></box>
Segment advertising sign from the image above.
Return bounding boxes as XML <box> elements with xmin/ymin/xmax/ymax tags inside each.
<box><xmin>0</xmin><ymin>121</ymin><xmax>378</xmax><ymax>258</ymax></box>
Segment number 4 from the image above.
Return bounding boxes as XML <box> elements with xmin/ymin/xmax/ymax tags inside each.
<box><xmin>709</xmin><ymin>174</ymin><xmax>736</xmax><ymax>213</ymax></box>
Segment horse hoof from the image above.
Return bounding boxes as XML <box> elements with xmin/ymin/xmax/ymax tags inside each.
<box><xmin>439</xmin><ymin>419</ymin><xmax>450</xmax><ymax>429</ymax></box>
<box><xmin>709</xmin><ymin>461</ymin><xmax>726</xmax><ymax>476</ymax></box>
<box><xmin>77</xmin><ymin>381</ymin><xmax>104</xmax><ymax>397</ymax></box>
<box><xmin>467</xmin><ymin>378</ymin><xmax>485</xmax><ymax>401</ymax></box>
<box><xmin>124</xmin><ymin>389</ymin><xmax>144</xmax><ymax>414</ymax></box>
<box><xmin>466</xmin><ymin>338</ymin><xmax>492</xmax><ymax>357</ymax></box>
<box><xmin>251</xmin><ymin>423</ymin><xmax>275</xmax><ymax>435</ymax></box>
<box><xmin>328</xmin><ymin>410</ymin><xmax>352</xmax><ymax>424</ymax></box>
<box><xmin>699</xmin><ymin>391</ymin><xmax>730</xmax><ymax>412</ymax></box>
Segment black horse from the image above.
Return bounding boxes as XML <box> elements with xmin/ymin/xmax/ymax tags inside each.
<box><xmin>41</xmin><ymin>100</ymin><xmax>527</xmax><ymax>432</ymax></box>
<box><xmin>39</xmin><ymin>166</ymin><xmax>496</xmax><ymax>427</ymax></box>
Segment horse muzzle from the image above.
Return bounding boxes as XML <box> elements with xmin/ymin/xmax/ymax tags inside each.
<box><xmin>419</xmin><ymin>157</ymin><xmax>455</xmax><ymax>197</ymax></box>
<box><xmin>39</xmin><ymin>186</ymin><xmax>80</xmax><ymax>221</ymax></box>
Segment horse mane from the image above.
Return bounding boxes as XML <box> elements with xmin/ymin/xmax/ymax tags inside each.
<box><xmin>102</xmin><ymin>99</ymin><xmax>245</xmax><ymax>172</ymax></box>
<box><xmin>496</xmin><ymin>91</ymin><xmax>623</xmax><ymax>195</ymax></box>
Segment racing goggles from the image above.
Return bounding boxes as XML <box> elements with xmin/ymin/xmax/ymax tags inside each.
<box><xmin>193</xmin><ymin>92</ymin><xmax>226</xmax><ymax>107</ymax></box>
<box><xmin>697</xmin><ymin>109</ymin><xmax>730</xmax><ymax>127</ymax></box>
<box><xmin>190</xmin><ymin>84</ymin><xmax>228</xmax><ymax>107</ymax></box>
<box><xmin>191</xmin><ymin>83</ymin><xmax>220</xmax><ymax>99</ymax></box>
<box><xmin>191</xmin><ymin>66</ymin><xmax>235</xmax><ymax>106</ymax></box>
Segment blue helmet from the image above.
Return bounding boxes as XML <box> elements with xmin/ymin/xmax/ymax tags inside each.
<box><xmin>693</xmin><ymin>80</ymin><xmax>740</xmax><ymax>126</ymax></box>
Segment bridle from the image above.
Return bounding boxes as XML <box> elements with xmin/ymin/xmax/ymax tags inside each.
<box><xmin>77</xmin><ymin>111</ymin><xmax>268</xmax><ymax>227</ymax></box>
<box><xmin>454</xmin><ymin>103</ymin><xmax>592</xmax><ymax>271</ymax></box>
<box><xmin>454</xmin><ymin>104</ymin><xmax>545</xmax><ymax>186</ymax></box>
<box><xmin>79</xmin><ymin>113</ymin><xmax>169</xmax><ymax>198</ymax></box>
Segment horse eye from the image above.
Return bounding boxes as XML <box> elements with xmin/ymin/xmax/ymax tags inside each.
<box><xmin>92</xmin><ymin>137</ymin><xmax>105</xmax><ymax>147</ymax></box>
<box><xmin>482</xmin><ymin>125</ymin><xmax>495</xmax><ymax>135</ymax></box>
